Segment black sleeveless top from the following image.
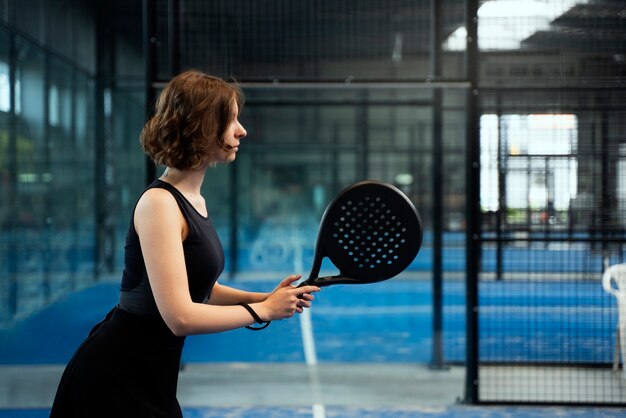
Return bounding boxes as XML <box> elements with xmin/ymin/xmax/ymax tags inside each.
<box><xmin>119</xmin><ymin>179</ymin><xmax>225</xmax><ymax>317</ymax></box>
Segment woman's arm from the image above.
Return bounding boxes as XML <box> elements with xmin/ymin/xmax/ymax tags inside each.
<box><xmin>207</xmin><ymin>282</ymin><xmax>270</xmax><ymax>306</ymax></box>
<box><xmin>209</xmin><ymin>276</ymin><xmax>314</xmax><ymax>314</ymax></box>
<box><xmin>134</xmin><ymin>189</ymin><xmax>319</xmax><ymax>336</ymax></box>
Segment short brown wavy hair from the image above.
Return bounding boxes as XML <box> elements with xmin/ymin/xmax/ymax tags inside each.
<box><xmin>140</xmin><ymin>70</ymin><xmax>244</xmax><ymax>170</ymax></box>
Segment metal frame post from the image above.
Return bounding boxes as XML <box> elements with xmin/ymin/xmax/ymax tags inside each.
<box><xmin>143</xmin><ymin>0</ymin><xmax>157</xmax><ymax>185</ymax></box>
<box><xmin>7</xmin><ymin>28</ymin><xmax>18</xmax><ymax>319</ymax></box>
<box><xmin>464</xmin><ymin>0</ymin><xmax>481</xmax><ymax>405</ymax></box>
<box><xmin>430</xmin><ymin>0</ymin><xmax>447</xmax><ymax>370</ymax></box>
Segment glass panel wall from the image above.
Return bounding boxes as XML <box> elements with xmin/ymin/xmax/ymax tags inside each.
<box><xmin>0</xmin><ymin>0</ymin><xmax>108</xmax><ymax>323</ymax></box>
<box><xmin>0</xmin><ymin>29</ymin><xmax>99</xmax><ymax>322</ymax></box>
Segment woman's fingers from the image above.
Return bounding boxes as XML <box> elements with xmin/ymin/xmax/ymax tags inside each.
<box><xmin>294</xmin><ymin>289</ymin><xmax>316</xmax><ymax>313</ymax></box>
<box><xmin>265</xmin><ymin>280</ymin><xmax>320</xmax><ymax>320</ymax></box>
<box><xmin>294</xmin><ymin>285</ymin><xmax>320</xmax><ymax>296</ymax></box>
<box><xmin>299</xmin><ymin>292</ymin><xmax>316</xmax><ymax>301</ymax></box>
<box><xmin>271</xmin><ymin>275</ymin><xmax>302</xmax><ymax>295</ymax></box>
<box><xmin>278</xmin><ymin>274</ymin><xmax>302</xmax><ymax>288</ymax></box>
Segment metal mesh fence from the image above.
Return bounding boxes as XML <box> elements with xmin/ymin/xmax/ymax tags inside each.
<box><xmin>475</xmin><ymin>0</ymin><xmax>626</xmax><ymax>404</ymax></box>
<box><xmin>175</xmin><ymin>0</ymin><xmax>466</xmax><ymax>80</ymax></box>
<box><xmin>170</xmin><ymin>0</ymin><xmax>626</xmax><ymax>404</ymax></box>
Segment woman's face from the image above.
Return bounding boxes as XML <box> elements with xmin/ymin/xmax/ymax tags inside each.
<box><xmin>214</xmin><ymin>99</ymin><xmax>247</xmax><ymax>164</ymax></box>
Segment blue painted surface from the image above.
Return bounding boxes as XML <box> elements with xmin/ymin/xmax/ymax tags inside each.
<box><xmin>1</xmin><ymin>406</ymin><xmax>626</xmax><ymax>418</ymax></box>
<box><xmin>186</xmin><ymin>406</ymin><xmax>626</xmax><ymax>418</ymax></box>
<box><xmin>2</xmin><ymin>229</ymin><xmax>617</xmax><ymax>283</ymax></box>
<box><xmin>0</xmin><ymin>283</ymin><xmax>121</xmax><ymax>364</ymax></box>
<box><xmin>0</xmin><ymin>278</ymin><xmax>617</xmax><ymax>365</ymax></box>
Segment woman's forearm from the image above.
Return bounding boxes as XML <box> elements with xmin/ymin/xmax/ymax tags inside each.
<box><xmin>207</xmin><ymin>282</ymin><xmax>269</xmax><ymax>306</ymax></box>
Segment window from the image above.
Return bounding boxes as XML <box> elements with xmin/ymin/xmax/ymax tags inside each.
<box><xmin>481</xmin><ymin>114</ymin><xmax>578</xmax><ymax>214</ymax></box>
<box><xmin>0</xmin><ymin>61</ymin><xmax>9</xmax><ymax>111</ymax></box>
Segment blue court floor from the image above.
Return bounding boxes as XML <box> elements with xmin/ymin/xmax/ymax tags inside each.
<box><xmin>1</xmin><ymin>405</ymin><xmax>626</xmax><ymax>418</ymax></box>
<box><xmin>1</xmin><ymin>277</ymin><xmax>623</xmax><ymax>417</ymax></box>
<box><xmin>0</xmin><ymin>277</ymin><xmax>615</xmax><ymax>365</ymax></box>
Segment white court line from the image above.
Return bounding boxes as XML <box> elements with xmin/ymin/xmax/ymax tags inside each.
<box><xmin>313</xmin><ymin>403</ymin><xmax>326</xmax><ymax>418</ymax></box>
<box><xmin>293</xmin><ymin>236</ymin><xmax>326</xmax><ymax>418</ymax></box>
<box><xmin>293</xmin><ymin>235</ymin><xmax>318</xmax><ymax>366</ymax></box>
<box><xmin>312</xmin><ymin>305</ymin><xmax>611</xmax><ymax>316</ymax></box>
<box><xmin>300</xmin><ymin>308</ymin><xmax>318</xmax><ymax>365</ymax></box>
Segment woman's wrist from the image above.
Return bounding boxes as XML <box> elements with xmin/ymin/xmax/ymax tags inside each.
<box><xmin>238</xmin><ymin>302</ymin><xmax>271</xmax><ymax>331</ymax></box>
<box><xmin>249</xmin><ymin>302</ymin><xmax>270</xmax><ymax>322</ymax></box>
<box><xmin>250</xmin><ymin>292</ymin><xmax>271</xmax><ymax>304</ymax></box>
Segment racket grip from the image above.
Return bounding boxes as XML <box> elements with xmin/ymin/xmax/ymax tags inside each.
<box><xmin>297</xmin><ymin>277</ymin><xmax>331</xmax><ymax>288</ymax></box>
<box><xmin>298</xmin><ymin>275</ymin><xmax>360</xmax><ymax>288</ymax></box>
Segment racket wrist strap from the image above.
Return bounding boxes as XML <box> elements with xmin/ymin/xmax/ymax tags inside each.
<box><xmin>238</xmin><ymin>303</ymin><xmax>270</xmax><ymax>331</ymax></box>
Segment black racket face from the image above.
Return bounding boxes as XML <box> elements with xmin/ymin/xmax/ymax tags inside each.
<box><xmin>318</xmin><ymin>180</ymin><xmax>423</xmax><ymax>283</ymax></box>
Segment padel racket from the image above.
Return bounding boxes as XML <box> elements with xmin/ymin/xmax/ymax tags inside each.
<box><xmin>245</xmin><ymin>180</ymin><xmax>422</xmax><ymax>330</ymax></box>
<box><xmin>298</xmin><ymin>180</ymin><xmax>423</xmax><ymax>288</ymax></box>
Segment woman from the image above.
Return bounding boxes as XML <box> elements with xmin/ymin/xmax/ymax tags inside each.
<box><xmin>50</xmin><ymin>70</ymin><xmax>320</xmax><ymax>417</ymax></box>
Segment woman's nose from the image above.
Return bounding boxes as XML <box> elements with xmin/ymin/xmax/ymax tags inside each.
<box><xmin>237</xmin><ymin>123</ymin><xmax>247</xmax><ymax>139</ymax></box>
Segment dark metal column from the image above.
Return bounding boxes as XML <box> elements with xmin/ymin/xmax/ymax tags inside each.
<box><xmin>94</xmin><ymin>1</ymin><xmax>107</xmax><ymax>280</ymax></box>
<box><xmin>70</xmin><ymin>67</ymin><xmax>79</xmax><ymax>290</ymax></box>
<box><xmin>429</xmin><ymin>0</ymin><xmax>447</xmax><ymax>370</ymax></box>
<box><xmin>496</xmin><ymin>94</ymin><xmax>505</xmax><ymax>281</ymax></box>
<box><xmin>7</xmin><ymin>29</ymin><xmax>18</xmax><ymax>319</ymax></box>
<box><xmin>168</xmin><ymin>0</ymin><xmax>181</xmax><ymax>76</ymax></box>
<box><xmin>358</xmin><ymin>91</ymin><xmax>369</xmax><ymax>179</ymax></box>
<box><xmin>464</xmin><ymin>0</ymin><xmax>481</xmax><ymax>405</ymax></box>
<box><xmin>143</xmin><ymin>0</ymin><xmax>158</xmax><ymax>185</ymax></box>
<box><xmin>600</xmin><ymin>94</ymin><xmax>611</xmax><ymax>255</ymax></box>
<box><xmin>43</xmin><ymin>51</ymin><xmax>52</xmax><ymax>302</ymax></box>
<box><xmin>95</xmin><ymin>0</ymin><xmax>116</xmax><ymax>279</ymax></box>
<box><xmin>229</xmin><ymin>162</ymin><xmax>239</xmax><ymax>278</ymax></box>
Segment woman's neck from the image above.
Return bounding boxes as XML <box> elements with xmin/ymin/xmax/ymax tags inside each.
<box><xmin>160</xmin><ymin>167</ymin><xmax>206</xmax><ymax>195</ymax></box>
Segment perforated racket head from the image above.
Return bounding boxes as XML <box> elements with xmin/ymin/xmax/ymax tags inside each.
<box><xmin>303</xmin><ymin>180</ymin><xmax>423</xmax><ymax>287</ymax></box>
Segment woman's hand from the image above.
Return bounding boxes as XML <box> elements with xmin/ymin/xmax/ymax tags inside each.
<box><xmin>269</xmin><ymin>274</ymin><xmax>302</xmax><ymax>294</ymax></box>
<box><xmin>254</xmin><ymin>275</ymin><xmax>320</xmax><ymax>321</ymax></box>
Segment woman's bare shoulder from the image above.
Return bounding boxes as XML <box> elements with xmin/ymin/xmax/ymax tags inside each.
<box><xmin>135</xmin><ymin>187</ymin><xmax>183</xmax><ymax>227</ymax></box>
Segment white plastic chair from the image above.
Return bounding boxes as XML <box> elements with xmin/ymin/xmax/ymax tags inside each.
<box><xmin>602</xmin><ymin>263</ymin><xmax>626</xmax><ymax>378</ymax></box>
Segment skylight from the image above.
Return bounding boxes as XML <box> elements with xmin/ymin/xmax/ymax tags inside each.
<box><xmin>444</xmin><ymin>0</ymin><xmax>588</xmax><ymax>51</ymax></box>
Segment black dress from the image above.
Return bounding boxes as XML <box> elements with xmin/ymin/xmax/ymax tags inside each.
<box><xmin>50</xmin><ymin>180</ymin><xmax>224</xmax><ymax>418</ymax></box>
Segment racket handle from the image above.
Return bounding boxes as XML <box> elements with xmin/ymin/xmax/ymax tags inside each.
<box><xmin>298</xmin><ymin>275</ymin><xmax>361</xmax><ymax>288</ymax></box>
